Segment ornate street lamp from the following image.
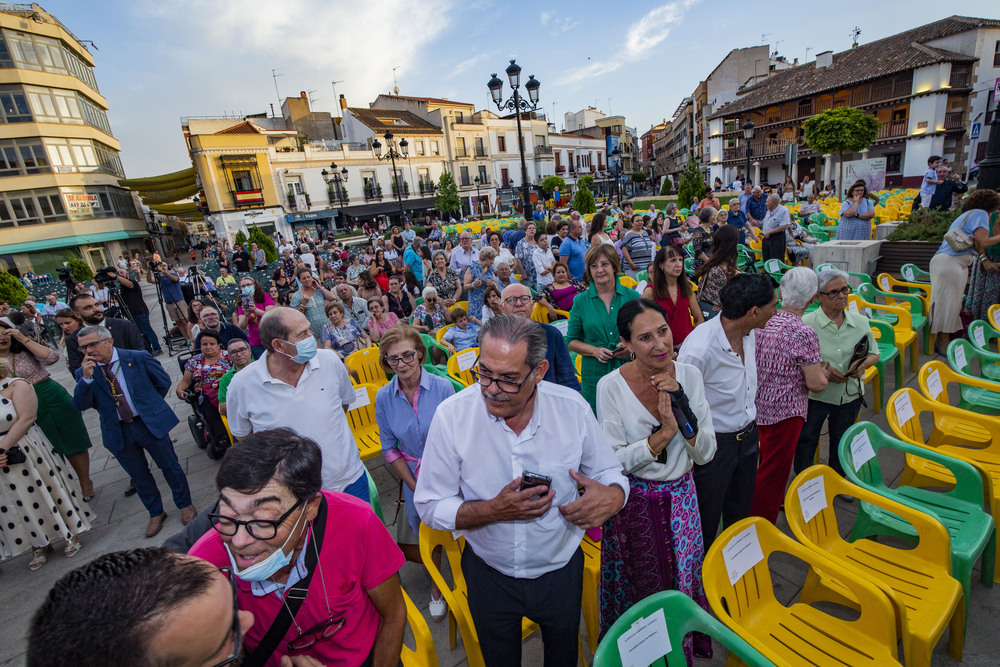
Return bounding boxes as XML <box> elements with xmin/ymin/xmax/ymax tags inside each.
<box><xmin>742</xmin><ymin>120</ymin><xmax>755</xmax><ymax>185</ymax></box>
<box><xmin>611</xmin><ymin>145</ymin><xmax>622</xmax><ymax>205</ymax></box>
<box><xmin>488</xmin><ymin>60</ymin><xmax>540</xmax><ymax>215</ymax></box>
<box><xmin>373</xmin><ymin>131</ymin><xmax>408</xmax><ymax>223</ymax></box>
<box><xmin>321</xmin><ymin>162</ymin><xmax>349</xmax><ymax>229</ymax></box>
<box><xmin>473</xmin><ymin>175</ymin><xmax>482</xmax><ymax>217</ymax></box>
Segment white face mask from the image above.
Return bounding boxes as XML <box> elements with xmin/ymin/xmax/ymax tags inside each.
<box><xmin>224</xmin><ymin>506</ymin><xmax>306</xmax><ymax>582</ymax></box>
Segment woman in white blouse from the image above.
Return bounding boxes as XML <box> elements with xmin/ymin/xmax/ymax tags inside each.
<box><xmin>595</xmin><ymin>298</ymin><xmax>716</xmax><ymax>660</ymax></box>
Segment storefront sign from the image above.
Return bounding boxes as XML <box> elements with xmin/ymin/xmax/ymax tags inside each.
<box><xmin>65</xmin><ymin>194</ymin><xmax>99</xmax><ymax>209</ymax></box>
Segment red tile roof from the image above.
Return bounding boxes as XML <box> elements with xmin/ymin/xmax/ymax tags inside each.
<box><xmin>214</xmin><ymin>121</ymin><xmax>264</xmax><ymax>135</ymax></box>
<box><xmin>709</xmin><ymin>15</ymin><xmax>993</xmax><ymax>120</ymax></box>
<box><xmin>377</xmin><ymin>94</ymin><xmax>474</xmax><ymax>108</ymax></box>
<box><xmin>347</xmin><ymin>108</ymin><xmax>443</xmax><ymax>135</ymax></box>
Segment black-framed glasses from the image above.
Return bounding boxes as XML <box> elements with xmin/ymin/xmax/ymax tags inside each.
<box><xmin>504</xmin><ymin>295</ymin><xmax>532</xmax><ymax>306</ymax></box>
<box><xmin>209</xmin><ymin>498</ymin><xmax>305</xmax><ymax>540</ymax></box>
<box><xmin>471</xmin><ymin>361</ymin><xmax>538</xmax><ymax>394</ymax></box>
<box><xmin>287</xmin><ymin>614</ymin><xmax>346</xmax><ymax>652</ymax></box>
<box><xmin>385</xmin><ymin>349</ymin><xmax>418</xmax><ymax>367</ymax></box>
<box><xmin>819</xmin><ymin>285</ymin><xmax>852</xmax><ymax>297</ymax></box>
<box><xmin>211</xmin><ymin>568</ymin><xmax>242</xmax><ymax>667</ymax></box>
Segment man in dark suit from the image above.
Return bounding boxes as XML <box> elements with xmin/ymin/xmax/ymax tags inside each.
<box><xmin>66</xmin><ymin>293</ymin><xmax>146</xmax><ymax>374</ymax></box>
<box><xmin>71</xmin><ymin>325</ymin><xmax>196</xmax><ymax>538</ymax></box>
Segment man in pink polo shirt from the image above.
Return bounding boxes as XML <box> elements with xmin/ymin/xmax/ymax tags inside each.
<box><xmin>189</xmin><ymin>428</ymin><xmax>406</xmax><ymax>667</ymax></box>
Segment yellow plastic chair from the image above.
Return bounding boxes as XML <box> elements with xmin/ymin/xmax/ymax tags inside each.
<box><xmin>552</xmin><ymin>308</ymin><xmax>570</xmax><ymax>322</ymax></box>
<box><xmin>530</xmin><ymin>302</ymin><xmax>548</xmax><ymax>323</ymax></box>
<box><xmin>345</xmin><ymin>383</ymin><xmax>382</xmax><ymax>461</ymax></box>
<box><xmin>704</xmin><ymin>518</ymin><xmax>900</xmax><ymax>666</ymax></box>
<box><xmin>446</xmin><ymin>347</ymin><xmax>479</xmax><ymax>387</ymax></box>
<box><xmin>848</xmin><ymin>294</ymin><xmax>918</xmax><ymax>372</ymax></box>
<box><xmin>786</xmin><ymin>466</ymin><xmax>965</xmax><ymax>666</ymax></box>
<box><xmin>401</xmin><ymin>589</ymin><xmax>440</xmax><ymax>667</ymax></box>
<box><xmin>581</xmin><ymin>534</ymin><xmax>601</xmax><ymax>656</ymax></box>
<box><xmin>989</xmin><ymin>303</ymin><xmax>1000</xmax><ymax>333</ymax></box>
<box><xmin>617</xmin><ymin>275</ymin><xmax>638</xmax><ymax>290</ymax></box>
<box><xmin>219</xmin><ymin>414</ymin><xmax>233</xmax><ymax>444</ymax></box>
<box><xmin>435</xmin><ymin>323</ymin><xmax>455</xmax><ymax>344</ymax></box>
<box><xmin>876</xmin><ymin>272</ymin><xmax>931</xmax><ymax>315</ymax></box>
<box><xmin>449</xmin><ymin>300</ymin><xmax>469</xmax><ymax>313</ymax></box>
<box><xmin>574</xmin><ymin>353</ymin><xmax>582</xmax><ymax>383</ymax></box>
<box><xmin>345</xmin><ymin>347</ymin><xmax>388</xmax><ymax>387</ymax></box>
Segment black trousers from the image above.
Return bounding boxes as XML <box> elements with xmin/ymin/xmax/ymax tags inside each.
<box><xmin>693</xmin><ymin>422</ymin><xmax>759</xmax><ymax>550</ymax></box>
<box><xmin>462</xmin><ymin>546</ymin><xmax>583</xmax><ymax>667</ymax></box>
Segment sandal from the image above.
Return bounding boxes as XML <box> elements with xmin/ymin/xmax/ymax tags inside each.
<box><xmin>428</xmin><ymin>592</ymin><xmax>448</xmax><ymax>622</ymax></box>
<box><xmin>81</xmin><ymin>482</ymin><xmax>95</xmax><ymax>503</ymax></box>
<box><xmin>64</xmin><ymin>537</ymin><xmax>82</xmax><ymax>558</ymax></box>
<box><xmin>29</xmin><ymin>545</ymin><xmax>52</xmax><ymax>571</ymax></box>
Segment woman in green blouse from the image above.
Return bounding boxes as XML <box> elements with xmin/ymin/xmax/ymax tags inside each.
<box><xmin>567</xmin><ymin>243</ymin><xmax>641</xmax><ymax>412</ymax></box>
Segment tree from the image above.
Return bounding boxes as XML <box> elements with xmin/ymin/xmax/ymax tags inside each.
<box><xmin>677</xmin><ymin>157</ymin><xmax>706</xmax><ymax>210</ymax></box>
<box><xmin>571</xmin><ymin>178</ymin><xmax>596</xmax><ymax>214</ymax></box>
<box><xmin>541</xmin><ymin>175</ymin><xmax>567</xmax><ymax>196</ymax></box>
<box><xmin>248</xmin><ymin>224</ymin><xmax>278</xmax><ymax>262</ymax></box>
<box><xmin>631</xmin><ymin>172</ymin><xmax>647</xmax><ymax>184</ymax></box>
<box><xmin>233</xmin><ymin>230</ymin><xmax>248</xmax><ymax>246</ymax></box>
<box><xmin>67</xmin><ymin>257</ymin><xmax>93</xmax><ymax>282</ymax></box>
<box><xmin>0</xmin><ymin>270</ymin><xmax>28</xmax><ymax>305</ymax></box>
<box><xmin>435</xmin><ymin>172</ymin><xmax>461</xmax><ymax>218</ymax></box>
<box><xmin>659</xmin><ymin>176</ymin><xmax>673</xmax><ymax>196</ymax></box>
<box><xmin>802</xmin><ymin>106</ymin><xmax>880</xmax><ymax>198</ymax></box>
<box><xmin>577</xmin><ymin>175</ymin><xmax>594</xmax><ymax>190</ymax></box>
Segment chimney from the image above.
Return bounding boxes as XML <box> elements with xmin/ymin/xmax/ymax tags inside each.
<box><xmin>815</xmin><ymin>51</ymin><xmax>833</xmax><ymax>69</ymax></box>
<box><xmin>300</xmin><ymin>91</ymin><xmax>307</xmax><ymax>98</ymax></box>
<box><xmin>339</xmin><ymin>94</ymin><xmax>347</xmax><ymax>110</ymax></box>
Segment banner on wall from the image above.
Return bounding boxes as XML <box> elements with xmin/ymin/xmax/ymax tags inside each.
<box><xmin>843</xmin><ymin>157</ymin><xmax>887</xmax><ymax>193</ymax></box>
<box><xmin>65</xmin><ymin>194</ymin><xmax>99</xmax><ymax>209</ymax></box>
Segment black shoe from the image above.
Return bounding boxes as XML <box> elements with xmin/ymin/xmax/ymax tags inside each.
<box><xmin>152</xmin><ymin>349</ymin><xmax>163</xmax><ymax>357</ymax></box>
<box><xmin>124</xmin><ymin>481</ymin><xmax>137</xmax><ymax>497</ymax></box>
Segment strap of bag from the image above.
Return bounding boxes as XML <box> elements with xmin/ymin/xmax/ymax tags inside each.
<box><xmin>244</xmin><ymin>495</ymin><xmax>328</xmax><ymax>667</ymax></box>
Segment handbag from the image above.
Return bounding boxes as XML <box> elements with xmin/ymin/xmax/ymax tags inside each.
<box><xmin>943</xmin><ymin>216</ymin><xmax>974</xmax><ymax>252</ymax></box>
<box><xmin>2</xmin><ymin>445</ymin><xmax>26</xmax><ymax>465</ymax></box>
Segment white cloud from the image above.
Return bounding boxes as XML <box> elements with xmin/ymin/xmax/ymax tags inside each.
<box><xmin>540</xmin><ymin>10</ymin><xmax>554</xmax><ymax>25</ymax></box>
<box><xmin>556</xmin><ymin>0</ymin><xmax>699</xmax><ymax>85</ymax></box>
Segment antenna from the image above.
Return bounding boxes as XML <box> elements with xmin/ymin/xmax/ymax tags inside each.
<box><xmin>392</xmin><ymin>66</ymin><xmax>400</xmax><ymax>95</ymax></box>
<box><xmin>271</xmin><ymin>68</ymin><xmax>284</xmax><ymax>105</ymax></box>
<box><xmin>805</xmin><ymin>46</ymin><xmax>812</xmax><ymax>61</ymax></box>
<box><xmin>608</xmin><ymin>97</ymin><xmax>613</xmax><ymax>115</ymax></box>
<box><xmin>331</xmin><ymin>80</ymin><xmax>344</xmax><ymax>118</ymax></box>
<box><xmin>760</xmin><ymin>32</ymin><xmax>771</xmax><ymax>46</ymax></box>
<box><xmin>307</xmin><ymin>89</ymin><xmax>318</xmax><ymax>106</ymax></box>
<box><xmin>551</xmin><ymin>101</ymin><xmax>557</xmax><ymax>125</ymax></box>
<box><xmin>773</xmin><ymin>39</ymin><xmax>783</xmax><ymax>55</ymax></box>
<box><xmin>851</xmin><ymin>26</ymin><xmax>861</xmax><ymax>46</ymax></box>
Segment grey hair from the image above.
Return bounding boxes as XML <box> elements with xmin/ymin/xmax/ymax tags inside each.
<box><xmin>258</xmin><ymin>307</ymin><xmax>295</xmax><ymax>353</ymax></box>
<box><xmin>698</xmin><ymin>207</ymin><xmax>717</xmax><ymax>224</ymax></box>
<box><xmin>493</xmin><ymin>258</ymin><xmax>511</xmax><ymax>270</ymax></box>
<box><xmin>766</xmin><ymin>193</ymin><xmax>781</xmax><ymax>205</ymax></box>
<box><xmin>77</xmin><ymin>325</ymin><xmax>112</xmax><ymax>341</ymax></box>
<box><xmin>816</xmin><ymin>267</ymin><xmax>850</xmax><ymax>292</ymax></box>
<box><xmin>478</xmin><ymin>247</ymin><xmax>497</xmax><ymax>262</ymax></box>
<box><xmin>431</xmin><ymin>250</ymin><xmax>447</xmax><ymax>265</ymax></box>
<box><xmin>779</xmin><ymin>267</ymin><xmax>819</xmax><ymax>309</ymax></box>
<box><xmin>299</xmin><ymin>243</ymin><xmax>310</xmax><ymax>253</ymax></box>
<box><xmin>478</xmin><ymin>313</ymin><xmax>547</xmax><ymax>369</ymax></box>
<box><xmin>421</xmin><ymin>285</ymin><xmax>438</xmax><ymax>299</ymax></box>
<box><xmin>665</xmin><ymin>203</ymin><xmax>678</xmax><ymax>215</ymax></box>
<box><xmin>752</xmin><ymin>186</ymin><xmax>762</xmax><ymax>193</ymax></box>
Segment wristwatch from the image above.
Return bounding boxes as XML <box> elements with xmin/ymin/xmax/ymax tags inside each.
<box><xmin>648</xmin><ymin>424</ymin><xmax>668</xmax><ymax>464</ymax></box>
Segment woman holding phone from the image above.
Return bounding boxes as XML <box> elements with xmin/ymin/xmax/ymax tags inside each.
<box><xmin>234</xmin><ymin>276</ymin><xmax>274</xmax><ymax>358</ymax></box>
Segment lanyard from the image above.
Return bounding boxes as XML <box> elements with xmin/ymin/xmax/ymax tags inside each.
<box><xmin>101</xmin><ymin>362</ymin><xmax>124</xmax><ymax>409</ymax></box>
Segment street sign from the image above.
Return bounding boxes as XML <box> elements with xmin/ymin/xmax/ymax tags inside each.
<box><xmin>971</xmin><ymin>122</ymin><xmax>981</xmax><ymax>140</ymax></box>
<box><xmin>995</xmin><ymin>77</ymin><xmax>1000</xmax><ymax>99</ymax></box>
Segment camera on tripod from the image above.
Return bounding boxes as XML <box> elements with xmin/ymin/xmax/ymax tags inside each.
<box><xmin>94</xmin><ymin>267</ymin><xmax>119</xmax><ymax>290</ymax></box>
<box><xmin>57</xmin><ymin>267</ymin><xmax>74</xmax><ymax>283</ymax></box>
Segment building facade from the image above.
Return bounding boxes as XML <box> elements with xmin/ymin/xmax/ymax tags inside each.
<box><xmin>0</xmin><ymin>4</ymin><xmax>145</xmax><ymax>277</ymax></box>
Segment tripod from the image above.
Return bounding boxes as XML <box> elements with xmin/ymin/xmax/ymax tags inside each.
<box><xmin>102</xmin><ymin>280</ymin><xmax>152</xmax><ymax>354</ymax></box>
<box><xmin>150</xmin><ymin>265</ymin><xmax>188</xmax><ymax>356</ymax></box>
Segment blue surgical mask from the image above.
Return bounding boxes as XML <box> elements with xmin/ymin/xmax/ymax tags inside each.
<box><xmin>241</xmin><ymin>285</ymin><xmax>254</xmax><ymax>297</ymax></box>
<box><xmin>224</xmin><ymin>508</ymin><xmax>306</xmax><ymax>582</ymax></box>
<box><xmin>279</xmin><ymin>336</ymin><xmax>317</xmax><ymax>364</ymax></box>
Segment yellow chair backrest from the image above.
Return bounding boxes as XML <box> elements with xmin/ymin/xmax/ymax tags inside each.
<box><xmin>887</xmin><ymin>387</ymin><xmax>999</xmax><ymax>452</ymax></box>
<box><xmin>989</xmin><ymin>304</ymin><xmax>1000</xmax><ymax>333</ymax></box>
<box><xmin>848</xmin><ymin>294</ymin><xmax>912</xmax><ymax>331</ymax></box>
<box><xmin>618</xmin><ymin>275</ymin><xmax>638</xmax><ymax>290</ymax></box>
<box><xmin>401</xmin><ymin>589</ymin><xmax>440</xmax><ymax>667</ymax></box>
<box><xmin>344</xmin><ymin>347</ymin><xmax>388</xmax><ymax>387</ymax></box>
<box><xmin>574</xmin><ymin>354</ymin><xmax>582</xmax><ymax>382</ymax></box>
<box><xmin>447</xmin><ymin>347</ymin><xmax>479</xmax><ymax>387</ymax></box>
<box><xmin>436</xmin><ymin>323</ymin><xmax>455</xmax><ymax>344</ymax></box>
<box><xmin>530</xmin><ymin>302</ymin><xmax>548</xmax><ymax>323</ymax></box>
<box><xmin>450</xmin><ymin>300</ymin><xmax>469</xmax><ymax>313</ymax></box>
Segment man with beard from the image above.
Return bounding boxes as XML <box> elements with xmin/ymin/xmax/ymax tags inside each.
<box><xmin>66</xmin><ymin>293</ymin><xmax>145</xmax><ymax>375</ymax></box>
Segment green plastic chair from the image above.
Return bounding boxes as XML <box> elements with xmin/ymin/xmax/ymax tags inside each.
<box><xmin>809</xmin><ymin>228</ymin><xmax>830</xmax><ymax>243</ymax></box>
<box><xmin>941</xmin><ymin>340</ymin><xmax>1000</xmax><ymax>414</ymax></box>
<box><xmin>900</xmin><ymin>263</ymin><xmax>932</xmax><ymax>284</ymax></box>
<box><xmin>815</xmin><ymin>263</ymin><xmax>872</xmax><ymax>288</ymax></box>
<box><xmin>420</xmin><ymin>333</ymin><xmax>451</xmax><ymax>364</ymax></box>
<box><xmin>592</xmin><ymin>590</ymin><xmax>771</xmax><ymax>667</ymax></box>
<box><xmin>869</xmin><ymin>319</ymin><xmax>902</xmax><ymax>397</ymax></box>
<box><xmin>856</xmin><ymin>282</ymin><xmax>930</xmax><ymax>354</ymax></box>
<box><xmin>683</xmin><ymin>257</ymin><xmax>695</xmax><ymax>278</ymax></box>
<box><xmin>635</xmin><ymin>270</ymin><xmax>648</xmax><ymax>283</ymax></box>
<box><xmin>365</xmin><ymin>468</ymin><xmax>385</xmax><ymax>523</ymax></box>
<box><xmin>839</xmin><ymin>422</ymin><xmax>996</xmax><ymax>629</ymax></box>
<box><xmin>968</xmin><ymin>319</ymin><xmax>1000</xmax><ymax>355</ymax></box>
<box><xmin>678</xmin><ymin>208</ymin><xmax>689</xmax><ymax>217</ymax></box>
<box><xmin>949</xmin><ymin>337</ymin><xmax>1000</xmax><ymax>383</ymax></box>
<box><xmin>423</xmin><ymin>363</ymin><xmax>464</xmax><ymax>392</ymax></box>
<box><xmin>763</xmin><ymin>258</ymin><xmax>793</xmax><ymax>283</ymax></box>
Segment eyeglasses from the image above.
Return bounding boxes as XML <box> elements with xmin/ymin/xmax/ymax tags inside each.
<box><xmin>209</xmin><ymin>498</ymin><xmax>305</xmax><ymax>540</ymax></box>
<box><xmin>287</xmin><ymin>614</ymin><xmax>346</xmax><ymax>652</ymax></box>
<box><xmin>229</xmin><ymin>347</ymin><xmax>251</xmax><ymax>355</ymax></box>
<box><xmin>819</xmin><ymin>286</ymin><xmax>852</xmax><ymax>297</ymax></box>
<box><xmin>471</xmin><ymin>361</ymin><xmax>538</xmax><ymax>394</ymax></box>
<box><xmin>211</xmin><ymin>569</ymin><xmax>242</xmax><ymax>667</ymax></box>
<box><xmin>504</xmin><ymin>295</ymin><xmax>532</xmax><ymax>306</ymax></box>
<box><xmin>385</xmin><ymin>349</ymin><xmax>418</xmax><ymax>367</ymax></box>
<box><xmin>79</xmin><ymin>339</ymin><xmax>109</xmax><ymax>351</ymax></box>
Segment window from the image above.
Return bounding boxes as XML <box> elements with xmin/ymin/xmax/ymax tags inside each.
<box><xmin>287</xmin><ymin>176</ymin><xmax>303</xmax><ymax>195</ymax></box>
<box><xmin>44</xmin><ymin>138</ymin><xmax>123</xmax><ymax>177</ymax></box>
<box><xmin>455</xmin><ymin>111</ymin><xmax>463</xmax><ymax>122</ymax></box>
<box><xmin>474</xmin><ymin>137</ymin><xmax>485</xmax><ymax>157</ymax></box>
<box><xmin>0</xmin><ymin>87</ymin><xmax>31</xmax><ymax>123</ymax></box>
<box><xmin>460</xmin><ymin>166</ymin><xmax>471</xmax><ymax>186</ymax></box>
<box><xmin>994</xmin><ymin>40</ymin><xmax>1000</xmax><ymax>67</ymax></box>
<box><xmin>0</xmin><ymin>30</ymin><xmax>98</xmax><ymax>91</ymax></box>
<box><xmin>21</xmin><ymin>85</ymin><xmax>113</xmax><ymax>135</ymax></box>
<box><xmin>500</xmin><ymin>167</ymin><xmax>509</xmax><ymax>186</ymax></box>
<box><xmin>0</xmin><ymin>139</ymin><xmax>50</xmax><ymax>176</ymax></box>
<box><xmin>414</xmin><ymin>140</ymin><xmax>425</xmax><ymax>156</ymax></box>
<box><xmin>885</xmin><ymin>152</ymin><xmax>902</xmax><ymax>174</ymax></box>
<box><xmin>59</xmin><ymin>185</ymin><xmax>138</xmax><ymax>220</ymax></box>
<box><xmin>456</xmin><ymin>137</ymin><xmax>467</xmax><ymax>157</ymax></box>
<box><xmin>430</xmin><ymin>141</ymin><xmax>440</xmax><ymax>155</ymax></box>
<box><xmin>0</xmin><ymin>188</ymin><xmax>66</xmax><ymax>227</ymax></box>
<box><xmin>232</xmin><ymin>170</ymin><xmax>253</xmax><ymax>191</ymax></box>
<box><xmin>497</xmin><ymin>135</ymin><xmax>506</xmax><ymax>152</ymax></box>
<box><xmin>478</xmin><ymin>165</ymin><xmax>488</xmax><ymax>184</ymax></box>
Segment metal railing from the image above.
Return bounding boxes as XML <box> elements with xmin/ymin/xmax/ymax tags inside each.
<box><xmin>534</xmin><ymin>145</ymin><xmax>553</xmax><ymax>155</ymax></box>
<box><xmin>474</xmin><ymin>148</ymin><xmax>487</xmax><ymax>157</ymax></box>
<box><xmin>949</xmin><ymin>71</ymin><xmax>971</xmax><ymax>88</ymax></box>
<box><xmin>943</xmin><ymin>112</ymin><xmax>964</xmax><ymax>130</ymax></box>
<box><xmin>877</xmin><ymin>119</ymin><xmax>907</xmax><ymax>139</ymax></box>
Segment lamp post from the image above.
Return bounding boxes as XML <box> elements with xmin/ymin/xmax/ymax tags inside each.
<box><xmin>649</xmin><ymin>156</ymin><xmax>657</xmax><ymax>193</ymax></box>
<box><xmin>611</xmin><ymin>145</ymin><xmax>622</xmax><ymax>205</ymax></box>
<box><xmin>488</xmin><ymin>60</ymin><xmax>540</xmax><ymax>216</ymax></box>
<box><xmin>977</xmin><ymin>103</ymin><xmax>1000</xmax><ymax>191</ymax></box>
<box><xmin>742</xmin><ymin>120</ymin><xmax>755</xmax><ymax>186</ymax></box>
<box><xmin>372</xmin><ymin>130</ymin><xmax>408</xmax><ymax>223</ymax></box>
<box><xmin>473</xmin><ymin>176</ymin><xmax>482</xmax><ymax>217</ymax></box>
<box><xmin>321</xmin><ymin>162</ymin><xmax>349</xmax><ymax>229</ymax></box>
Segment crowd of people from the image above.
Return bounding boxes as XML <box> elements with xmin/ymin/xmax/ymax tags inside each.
<box><xmin>5</xmin><ymin>179</ymin><xmax>999</xmax><ymax>667</ymax></box>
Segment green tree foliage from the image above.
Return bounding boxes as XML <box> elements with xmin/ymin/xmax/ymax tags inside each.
<box><xmin>631</xmin><ymin>172</ymin><xmax>647</xmax><ymax>183</ymax></box>
<box><xmin>435</xmin><ymin>172</ymin><xmax>462</xmax><ymax>217</ymax></box>
<box><xmin>577</xmin><ymin>175</ymin><xmax>594</xmax><ymax>190</ymax></box>
<box><xmin>802</xmin><ymin>107</ymin><xmax>880</xmax><ymax>198</ymax></box>
<box><xmin>0</xmin><ymin>270</ymin><xmax>28</xmax><ymax>305</ymax></box>
<box><xmin>659</xmin><ymin>176</ymin><xmax>673</xmax><ymax>196</ymax></box>
<box><xmin>67</xmin><ymin>257</ymin><xmax>93</xmax><ymax>282</ymax></box>
<box><xmin>677</xmin><ymin>157</ymin><xmax>705</xmax><ymax>210</ymax></box>
<box><xmin>248</xmin><ymin>225</ymin><xmax>278</xmax><ymax>262</ymax></box>
<box><xmin>541</xmin><ymin>176</ymin><xmax>567</xmax><ymax>196</ymax></box>
<box><xmin>886</xmin><ymin>207</ymin><xmax>959</xmax><ymax>242</ymax></box>
<box><xmin>571</xmin><ymin>179</ymin><xmax>596</xmax><ymax>214</ymax></box>
<box><xmin>233</xmin><ymin>230</ymin><xmax>249</xmax><ymax>246</ymax></box>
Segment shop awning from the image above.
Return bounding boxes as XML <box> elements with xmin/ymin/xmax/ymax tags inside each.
<box><xmin>0</xmin><ymin>230</ymin><xmax>149</xmax><ymax>255</ymax></box>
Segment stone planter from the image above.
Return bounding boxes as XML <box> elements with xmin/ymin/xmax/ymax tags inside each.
<box><xmin>874</xmin><ymin>240</ymin><xmax>939</xmax><ymax>277</ymax></box>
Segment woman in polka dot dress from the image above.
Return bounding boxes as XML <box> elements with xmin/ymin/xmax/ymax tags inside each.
<box><xmin>0</xmin><ymin>360</ymin><xmax>92</xmax><ymax>571</ymax></box>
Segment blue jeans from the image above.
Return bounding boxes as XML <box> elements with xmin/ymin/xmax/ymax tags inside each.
<box><xmin>341</xmin><ymin>472</ymin><xmax>371</xmax><ymax>504</ymax></box>
<box><xmin>115</xmin><ymin>418</ymin><xmax>192</xmax><ymax>517</ymax></box>
<box><xmin>132</xmin><ymin>312</ymin><xmax>161</xmax><ymax>352</ymax></box>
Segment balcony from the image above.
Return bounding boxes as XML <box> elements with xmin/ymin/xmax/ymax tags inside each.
<box><xmin>476</xmin><ymin>176</ymin><xmax>490</xmax><ymax>186</ymax></box>
<box><xmin>943</xmin><ymin>111</ymin><xmax>964</xmax><ymax>130</ymax></box>
<box><xmin>453</xmin><ymin>117</ymin><xmax>482</xmax><ymax>125</ymax></box>
<box><xmin>555</xmin><ymin>165</ymin><xmax>565</xmax><ymax>173</ymax></box>
<box><xmin>390</xmin><ymin>181</ymin><xmax>411</xmax><ymax>198</ymax></box>
<box><xmin>878</xmin><ymin>119</ymin><xmax>907</xmax><ymax>139</ymax></box>
<box><xmin>286</xmin><ymin>191</ymin><xmax>311</xmax><ymax>210</ymax></box>
<box><xmin>232</xmin><ymin>189</ymin><xmax>264</xmax><ymax>208</ymax></box>
<box><xmin>327</xmin><ymin>186</ymin><xmax>350</xmax><ymax>205</ymax></box>
<box><xmin>474</xmin><ymin>148</ymin><xmax>487</xmax><ymax>157</ymax></box>
<box><xmin>456</xmin><ymin>149</ymin><xmax>469</xmax><ymax>158</ymax></box>
<box><xmin>949</xmin><ymin>71</ymin><xmax>971</xmax><ymax>88</ymax></box>
<box><xmin>364</xmin><ymin>185</ymin><xmax>383</xmax><ymax>202</ymax></box>
<box><xmin>535</xmin><ymin>145</ymin><xmax>553</xmax><ymax>155</ymax></box>
<box><xmin>418</xmin><ymin>182</ymin><xmax>436</xmax><ymax>195</ymax></box>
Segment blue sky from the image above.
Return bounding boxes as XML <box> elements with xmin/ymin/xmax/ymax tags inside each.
<box><xmin>40</xmin><ymin>1</ymin><xmax>1000</xmax><ymax>178</ymax></box>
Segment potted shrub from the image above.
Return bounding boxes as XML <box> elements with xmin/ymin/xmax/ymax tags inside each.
<box><xmin>875</xmin><ymin>207</ymin><xmax>956</xmax><ymax>276</ymax></box>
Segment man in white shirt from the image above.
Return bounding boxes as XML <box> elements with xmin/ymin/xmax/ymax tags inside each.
<box><xmin>224</xmin><ymin>307</ymin><xmax>369</xmax><ymax>500</ymax></box>
<box><xmin>41</xmin><ymin>292</ymin><xmax>68</xmax><ymax>317</ymax></box>
<box><xmin>277</xmin><ymin>237</ymin><xmax>295</xmax><ymax>255</ymax></box>
<box><xmin>335</xmin><ymin>283</ymin><xmax>370</xmax><ymax>330</ymax></box>
<box><xmin>677</xmin><ymin>273</ymin><xmax>777</xmax><ymax>549</ymax></box>
<box><xmin>448</xmin><ymin>232</ymin><xmax>480</xmax><ymax>275</ymax></box>
<box><xmin>531</xmin><ymin>231</ymin><xmax>556</xmax><ymax>289</ymax></box>
<box><xmin>416</xmin><ymin>314</ymin><xmax>627</xmax><ymax>666</ymax></box>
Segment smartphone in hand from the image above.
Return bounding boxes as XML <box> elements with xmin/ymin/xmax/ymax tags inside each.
<box><xmin>519</xmin><ymin>471</ymin><xmax>552</xmax><ymax>498</ymax></box>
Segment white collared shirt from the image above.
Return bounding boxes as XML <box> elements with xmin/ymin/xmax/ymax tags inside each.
<box><xmin>226</xmin><ymin>350</ymin><xmax>361</xmax><ymax>491</ymax></box>
<box><xmin>677</xmin><ymin>316</ymin><xmax>757</xmax><ymax>433</ymax></box>
<box><xmin>81</xmin><ymin>348</ymin><xmax>138</xmax><ymax>417</ymax></box>
<box><xmin>415</xmin><ymin>381</ymin><xmax>629</xmax><ymax>579</ymax></box>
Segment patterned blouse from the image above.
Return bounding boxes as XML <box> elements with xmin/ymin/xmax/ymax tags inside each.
<box><xmin>5</xmin><ymin>349</ymin><xmax>59</xmax><ymax>385</ymax></box>
<box><xmin>754</xmin><ymin>310</ymin><xmax>822</xmax><ymax>426</ymax></box>
<box><xmin>698</xmin><ymin>265</ymin><xmax>734</xmax><ymax>310</ymax></box>
<box><xmin>514</xmin><ymin>239</ymin><xmax>538</xmax><ymax>290</ymax></box>
<box><xmin>425</xmin><ymin>268</ymin><xmax>460</xmax><ymax>300</ymax></box>
<box><xmin>691</xmin><ymin>227</ymin><xmax>713</xmax><ymax>273</ymax></box>
<box><xmin>535</xmin><ymin>279</ymin><xmax>586</xmax><ymax>311</ymax></box>
<box><xmin>184</xmin><ymin>352</ymin><xmax>233</xmax><ymax>407</ymax></box>
<box><xmin>412</xmin><ymin>303</ymin><xmax>448</xmax><ymax>330</ymax></box>
<box><xmin>321</xmin><ymin>320</ymin><xmax>365</xmax><ymax>358</ymax></box>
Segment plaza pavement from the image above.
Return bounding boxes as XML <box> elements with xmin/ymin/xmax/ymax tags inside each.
<box><xmin>0</xmin><ymin>280</ymin><xmax>997</xmax><ymax>666</ymax></box>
